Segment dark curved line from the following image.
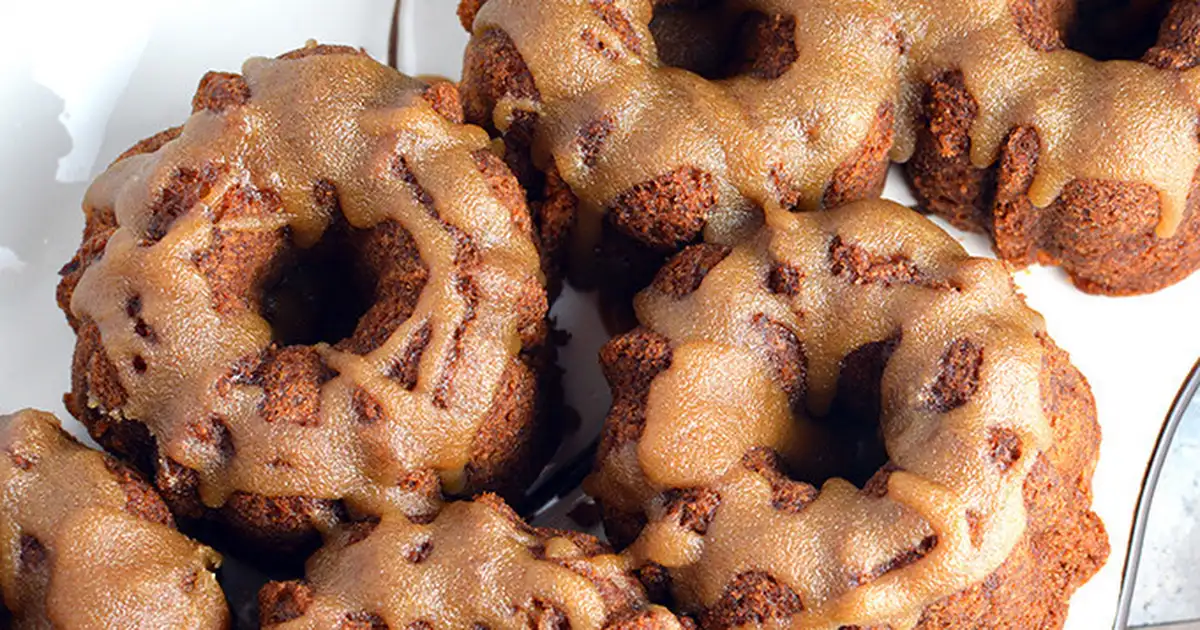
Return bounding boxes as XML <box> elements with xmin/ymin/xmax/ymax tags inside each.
<box><xmin>1114</xmin><ymin>358</ymin><xmax>1200</xmax><ymax>630</ymax></box>
<box><xmin>388</xmin><ymin>0</ymin><xmax>401</xmax><ymax>70</ymax></box>
<box><xmin>518</xmin><ymin>440</ymin><xmax>600</xmax><ymax>519</ymax></box>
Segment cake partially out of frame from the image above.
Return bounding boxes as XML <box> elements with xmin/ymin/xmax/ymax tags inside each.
<box><xmin>460</xmin><ymin>0</ymin><xmax>1200</xmax><ymax>295</ymax></box>
<box><xmin>0</xmin><ymin>409</ymin><xmax>228</xmax><ymax>629</ymax></box>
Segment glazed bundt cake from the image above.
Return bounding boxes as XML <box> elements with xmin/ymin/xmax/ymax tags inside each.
<box><xmin>586</xmin><ymin>199</ymin><xmax>1109</xmax><ymax>628</ymax></box>
<box><xmin>459</xmin><ymin>0</ymin><xmax>1200</xmax><ymax>294</ymax></box>
<box><xmin>41</xmin><ymin>6</ymin><xmax>1118</xmax><ymax>625</ymax></box>
<box><xmin>57</xmin><ymin>44</ymin><xmax>553</xmax><ymax>550</ymax></box>
<box><xmin>260</xmin><ymin>494</ymin><xmax>682</xmax><ymax>629</ymax></box>
<box><xmin>0</xmin><ymin>409</ymin><xmax>228</xmax><ymax>629</ymax></box>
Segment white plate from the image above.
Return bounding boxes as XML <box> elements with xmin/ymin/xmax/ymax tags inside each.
<box><xmin>1</xmin><ymin>1</ymin><xmax>1199</xmax><ymax>628</ymax></box>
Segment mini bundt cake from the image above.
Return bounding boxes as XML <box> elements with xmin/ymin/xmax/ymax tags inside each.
<box><xmin>0</xmin><ymin>409</ymin><xmax>228</xmax><ymax>629</ymax></box>
<box><xmin>586</xmin><ymin>199</ymin><xmax>1108</xmax><ymax>628</ymax></box>
<box><xmin>259</xmin><ymin>494</ymin><xmax>682</xmax><ymax>629</ymax></box>
<box><xmin>57</xmin><ymin>44</ymin><xmax>553</xmax><ymax>551</ymax></box>
<box><xmin>459</xmin><ymin>0</ymin><xmax>1200</xmax><ymax>294</ymax></box>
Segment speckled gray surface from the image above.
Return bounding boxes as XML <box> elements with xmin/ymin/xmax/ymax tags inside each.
<box><xmin>1129</xmin><ymin>392</ymin><xmax>1200</xmax><ymax>627</ymax></box>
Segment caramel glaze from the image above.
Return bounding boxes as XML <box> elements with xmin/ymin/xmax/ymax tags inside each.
<box><xmin>0</xmin><ymin>410</ymin><xmax>227</xmax><ymax>629</ymax></box>
<box><xmin>461</xmin><ymin>0</ymin><xmax>1200</xmax><ymax>286</ymax></box>
<box><xmin>586</xmin><ymin>199</ymin><xmax>1104</xmax><ymax>628</ymax></box>
<box><xmin>64</xmin><ymin>46</ymin><xmax>547</xmax><ymax>532</ymax></box>
<box><xmin>260</xmin><ymin>495</ymin><xmax>683</xmax><ymax>630</ymax></box>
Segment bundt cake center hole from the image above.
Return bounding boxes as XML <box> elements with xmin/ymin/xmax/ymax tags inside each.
<box><xmin>1065</xmin><ymin>0</ymin><xmax>1172</xmax><ymax>60</ymax></box>
<box><xmin>786</xmin><ymin>406</ymin><xmax>890</xmax><ymax>489</ymax></box>
<box><xmin>260</xmin><ymin>221</ymin><xmax>378</xmax><ymax>347</ymax></box>
<box><xmin>650</xmin><ymin>3</ymin><xmax>797</xmax><ymax>80</ymax></box>
<box><xmin>785</xmin><ymin>338</ymin><xmax>896</xmax><ymax>488</ymax></box>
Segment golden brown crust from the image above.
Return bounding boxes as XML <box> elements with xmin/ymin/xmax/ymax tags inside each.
<box><xmin>596</xmin><ymin>328</ymin><xmax>673</xmax><ymax>460</ymax></box>
<box><xmin>1008</xmin><ymin>0</ymin><xmax>1069</xmax><ymax>53</ymax></box>
<box><xmin>608</xmin><ymin>168</ymin><xmax>716</xmax><ymax>250</ymax></box>
<box><xmin>701</xmin><ymin>571</ymin><xmax>805</xmax><ymax>629</ymax></box>
<box><xmin>651</xmin><ymin>243</ymin><xmax>733</xmax><ymax>297</ymax></box>
<box><xmin>457</xmin><ymin>0</ymin><xmax>488</xmax><ymax>32</ymax></box>
<box><xmin>56</xmin><ymin>202</ymin><xmax>122</xmax><ymax>332</ymax></box>
<box><xmin>460</xmin><ymin>28</ymin><xmax>538</xmax><ymax>134</ymax></box>
<box><xmin>102</xmin><ymin>454</ymin><xmax>175</xmax><ymax>527</ymax></box>
<box><xmin>1145</xmin><ymin>0</ymin><xmax>1200</xmax><ymax>69</ymax></box>
<box><xmin>192</xmin><ymin>72</ymin><xmax>251</xmax><ymax>113</ymax></box>
<box><xmin>422</xmin><ymin>80</ymin><xmax>465</xmax><ymax>124</ymax></box>
<box><xmin>464</xmin><ymin>358</ymin><xmax>547</xmax><ymax>497</ymax></box>
<box><xmin>823</xmin><ymin>103</ymin><xmax>897</xmax><ymax>209</ymax></box>
<box><xmin>259</xmin><ymin>580</ymin><xmax>314</xmax><ymax>626</ymax></box>
<box><xmin>906</xmin><ymin>70</ymin><xmax>991</xmax><ymax>232</ymax></box>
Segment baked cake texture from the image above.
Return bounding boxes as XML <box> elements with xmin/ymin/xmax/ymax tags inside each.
<box><xmin>459</xmin><ymin>0</ymin><xmax>1200</xmax><ymax>295</ymax></box>
<box><xmin>586</xmin><ymin>199</ymin><xmax>1109</xmax><ymax>628</ymax></box>
<box><xmin>0</xmin><ymin>409</ymin><xmax>228</xmax><ymax>629</ymax></box>
<box><xmin>260</xmin><ymin>494</ymin><xmax>683</xmax><ymax>629</ymax></box>
<box><xmin>57</xmin><ymin>44</ymin><xmax>554</xmax><ymax>552</ymax></box>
